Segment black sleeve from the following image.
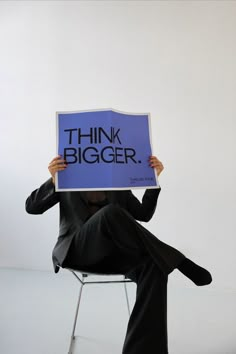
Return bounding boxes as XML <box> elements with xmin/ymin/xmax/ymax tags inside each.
<box><xmin>125</xmin><ymin>187</ymin><xmax>161</xmax><ymax>222</ymax></box>
<box><xmin>25</xmin><ymin>178</ymin><xmax>60</xmax><ymax>215</ymax></box>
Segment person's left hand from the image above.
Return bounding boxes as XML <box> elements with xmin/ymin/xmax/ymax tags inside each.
<box><xmin>149</xmin><ymin>156</ymin><xmax>164</xmax><ymax>176</ymax></box>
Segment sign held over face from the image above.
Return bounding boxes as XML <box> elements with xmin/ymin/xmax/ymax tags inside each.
<box><xmin>56</xmin><ymin>109</ymin><xmax>159</xmax><ymax>191</ymax></box>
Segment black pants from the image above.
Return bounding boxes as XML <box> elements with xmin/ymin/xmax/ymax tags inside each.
<box><xmin>64</xmin><ymin>205</ymin><xmax>185</xmax><ymax>354</ymax></box>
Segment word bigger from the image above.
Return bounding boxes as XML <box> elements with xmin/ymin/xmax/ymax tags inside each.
<box><xmin>64</xmin><ymin>146</ymin><xmax>140</xmax><ymax>164</ymax></box>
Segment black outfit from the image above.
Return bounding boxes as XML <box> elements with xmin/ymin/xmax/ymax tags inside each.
<box><xmin>25</xmin><ymin>178</ymin><xmax>186</xmax><ymax>354</ymax></box>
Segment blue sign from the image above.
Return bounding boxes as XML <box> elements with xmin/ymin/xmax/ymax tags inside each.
<box><xmin>56</xmin><ymin>109</ymin><xmax>159</xmax><ymax>191</ymax></box>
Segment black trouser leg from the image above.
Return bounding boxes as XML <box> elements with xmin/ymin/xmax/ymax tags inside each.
<box><xmin>65</xmin><ymin>204</ymin><xmax>185</xmax><ymax>275</ymax></box>
<box><xmin>99</xmin><ymin>204</ymin><xmax>185</xmax><ymax>275</ymax></box>
<box><xmin>123</xmin><ymin>259</ymin><xmax>168</xmax><ymax>354</ymax></box>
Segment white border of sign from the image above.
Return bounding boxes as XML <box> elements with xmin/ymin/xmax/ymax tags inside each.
<box><xmin>55</xmin><ymin>108</ymin><xmax>159</xmax><ymax>191</ymax></box>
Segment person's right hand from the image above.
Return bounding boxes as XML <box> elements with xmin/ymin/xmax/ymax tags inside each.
<box><xmin>48</xmin><ymin>156</ymin><xmax>67</xmax><ymax>184</ymax></box>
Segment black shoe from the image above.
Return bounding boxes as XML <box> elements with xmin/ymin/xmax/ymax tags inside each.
<box><xmin>177</xmin><ymin>258</ymin><xmax>212</xmax><ymax>286</ymax></box>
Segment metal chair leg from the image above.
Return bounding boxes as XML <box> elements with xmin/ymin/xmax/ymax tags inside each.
<box><xmin>123</xmin><ymin>276</ymin><xmax>131</xmax><ymax>316</ymax></box>
<box><xmin>68</xmin><ymin>275</ymin><xmax>85</xmax><ymax>354</ymax></box>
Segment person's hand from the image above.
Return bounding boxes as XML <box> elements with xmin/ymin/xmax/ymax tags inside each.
<box><xmin>149</xmin><ymin>156</ymin><xmax>164</xmax><ymax>176</ymax></box>
<box><xmin>48</xmin><ymin>156</ymin><xmax>67</xmax><ymax>184</ymax></box>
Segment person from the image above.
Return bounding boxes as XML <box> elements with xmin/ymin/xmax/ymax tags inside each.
<box><xmin>25</xmin><ymin>155</ymin><xmax>212</xmax><ymax>354</ymax></box>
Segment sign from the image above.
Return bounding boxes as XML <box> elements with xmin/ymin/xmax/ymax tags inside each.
<box><xmin>55</xmin><ymin>109</ymin><xmax>159</xmax><ymax>191</ymax></box>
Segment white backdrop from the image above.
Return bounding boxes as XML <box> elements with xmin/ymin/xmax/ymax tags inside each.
<box><xmin>0</xmin><ymin>0</ymin><xmax>235</xmax><ymax>290</ymax></box>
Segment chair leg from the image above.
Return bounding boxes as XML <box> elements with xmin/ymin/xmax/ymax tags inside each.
<box><xmin>68</xmin><ymin>276</ymin><xmax>84</xmax><ymax>354</ymax></box>
<box><xmin>123</xmin><ymin>277</ymin><xmax>131</xmax><ymax>316</ymax></box>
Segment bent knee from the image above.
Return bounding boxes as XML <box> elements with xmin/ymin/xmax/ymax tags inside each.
<box><xmin>102</xmin><ymin>204</ymin><xmax>125</xmax><ymax>216</ymax></box>
<box><xmin>99</xmin><ymin>204</ymin><xmax>134</xmax><ymax>224</ymax></box>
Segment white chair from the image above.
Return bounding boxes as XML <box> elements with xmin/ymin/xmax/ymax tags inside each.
<box><xmin>62</xmin><ymin>267</ymin><xmax>133</xmax><ymax>354</ymax></box>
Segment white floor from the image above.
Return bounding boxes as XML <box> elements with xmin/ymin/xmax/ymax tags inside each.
<box><xmin>0</xmin><ymin>268</ymin><xmax>235</xmax><ymax>354</ymax></box>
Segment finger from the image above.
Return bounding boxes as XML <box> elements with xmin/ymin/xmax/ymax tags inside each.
<box><xmin>49</xmin><ymin>163</ymin><xmax>67</xmax><ymax>171</ymax></box>
<box><xmin>150</xmin><ymin>164</ymin><xmax>163</xmax><ymax>169</ymax></box>
<box><xmin>49</xmin><ymin>155</ymin><xmax>64</xmax><ymax>164</ymax></box>
<box><xmin>55</xmin><ymin>166</ymin><xmax>67</xmax><ymax>171</ymax></box>
<box><xmin>49</xmin><ymin>159</ymin><xmax>66</xmax><ymax>168</ymax></box>
<box><xmin>49</xmin><ymin>160</ymin><xmax>67</xmax><ymax>168</ymax></box>
<box><xmin>149</xmin><ymin>156</ymin><xmax>160</xmax><ymax>162</ymax></box>
<box><xmin>49</xmin><ymin>166</ymin><xmax>67</xmax><ymax>173</ymax></box>
<box><xmin>150</xmin><ymin>163</ymin><xmax>164</xmax><ymax>171</ymax></box>
<box><xmin>149</xmin><ymin>159</ymin><xmax>161</xmax><ymax>165</ymax></box>
<box><xmin>150</xmin><ymin>160</ymin><xmax>162</xmax><ymax>165</ymax></box>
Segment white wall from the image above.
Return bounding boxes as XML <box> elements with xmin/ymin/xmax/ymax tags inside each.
<box><xmin>0</xmin><ymin>0</ymin><xmax>235</xmax><ymax>290</ymax></box>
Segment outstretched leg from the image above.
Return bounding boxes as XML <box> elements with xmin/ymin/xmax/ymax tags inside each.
<box><xmin>64</xmin><ymin>204</ymin><xmax>212</xmax><ymax>285</ymax></box>
<box><xmin>70</xmin><ymin>204</ymin><xmax>185</xmax><ymax>274</ymax></box>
